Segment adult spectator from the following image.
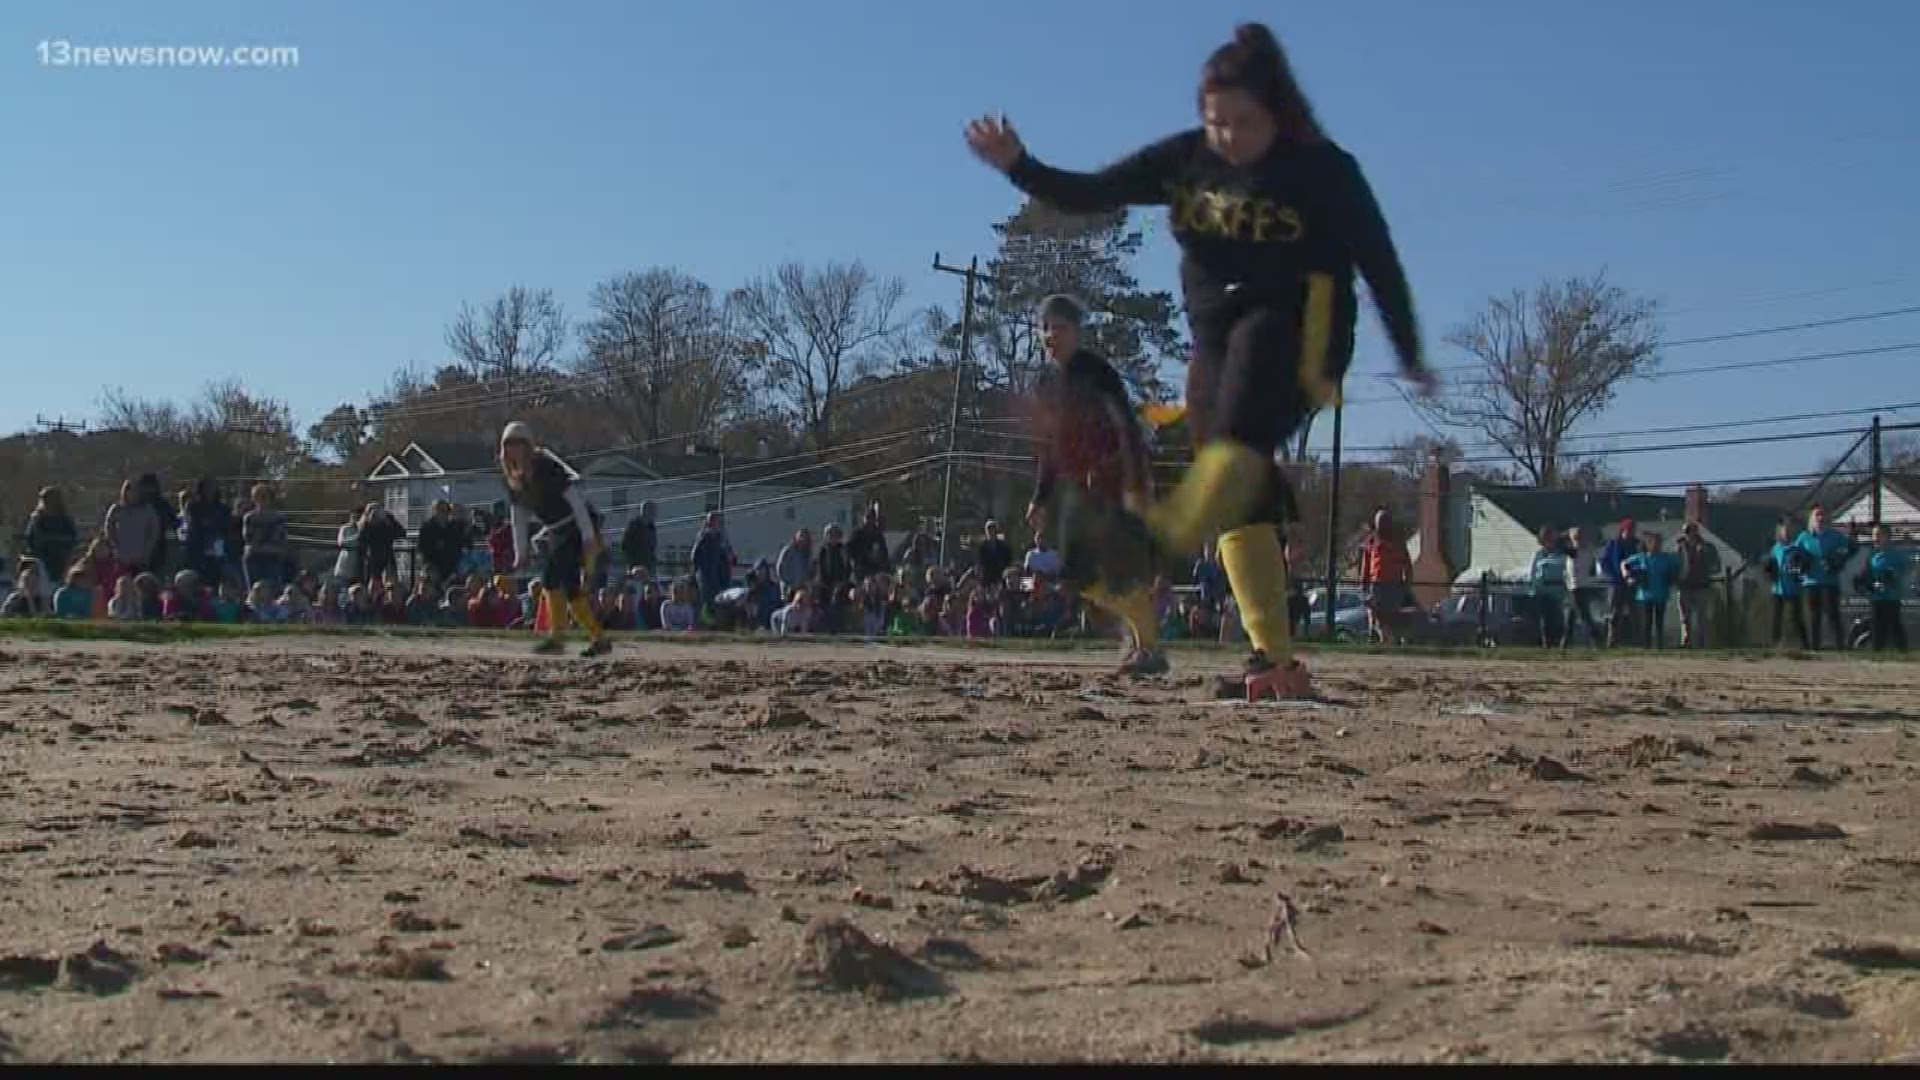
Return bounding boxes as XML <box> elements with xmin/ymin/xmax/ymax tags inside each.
<box><xmin>243</xmin><ymin>484</ymin><xmax>291</xmax><ymax>593</ymax></box>
<box><xmin>415</xmin><ymin>499</ymin><xmax>467</xmax><ymax>588</ymax></box>
<box><xmin>1673</xmin><ymin>521</ymin><xmax>1720</xmax><ymax>650</ymax></box>
<box><xmin>1862</xmin><ymin>523</ymin><xmax>1909</xmax><ymax>653</ymax></box>
<box><xmin>849</xmin><ymin>503</ymin><xmax>892</xmax><ymax>579</ymax></box>
<box><xmin>976</xmin><ymin>520</ymin><xmax>1013</xmax><ymax>584</ymax></box>
<box><xmin>333</xmin><ymin>507</ymin><xmax>362</xmax><ymax>584</ymax></box>
<box><xmin>356</xmin><ymin>503</ymin><xmax>405</xmax><ymax>585</ymax></box>
<box><xmin>1564</xmin><ymin>526</ymin><xmax>1605</xmax><ymax>648</ymax></box>
<box><xmin>1360</xmin><ymin>507</ymin><xmax>1412</xmax><ymax>647</ymax></box>
<box><xmin>1795</xmin><ymin>504</ymin><xmax>1854</xmax><ymax>651</ymax></box>
<box><xmin>103</xmin><ymin>480</ymin><xmax>161</xmax><ymax>578</ymax></box>
<box><xmin>1529</xmin><ymin>525</ymin><xmax>1571</xmax><ymax>648</ymax></box>
<box><xmin>181</xmin><ymin>480</ymin><xmax>233</xmax><ymax>586</ymax></box>
<box><xmin>1191</xmin><ymin>539</ymin><xmax>1228</xmax><ymax>610</ymax></box>
<box><xmin>1023</xmin><ymin>532</ymin><xmax>1062</xmax><ymax>578</ymax></box>
<box><xmin>622</xmin><ymin>500</ymin><xmax>658</xmax><ymax>581</ymax></box>
<box><xmin>814</xmin><ymin>523</ymin><xmax>853</xmax><ymax>631</ymax></box>
<box><xmin>1598</xmin><ymin>519</ymin><xmax>1640</xmax><ymax>648</ymax></box>
<box><xmin>136</xmin><ymin>473</ymin><xmax>177</xmax><ymax>575</ymax></box>
<box><xmin>690</xmin><ymin>512</ymin><xmax>735</xmax><ymax>609</ymax></box>
<box><xmin>226</xmin><ymin>489</ymin><xmax>254</xmax><ymax>585</ymax></box>
<box><xmin>776</xmin><ymin>528</ymin><xmax>814</xmax><ymax>596</ymax></box>
<box><xmin>1623</xmin><ymin>532</ymin><xmax>1680</xmax><ymax>649</ymax></box>
<box><xmin>24</xmin><ymin>487</ymin><xmax>77</xmax><ymax>586</ymax></box>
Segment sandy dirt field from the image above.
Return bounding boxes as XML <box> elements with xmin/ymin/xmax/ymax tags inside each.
<box><xmin>1</xmin><ymin>634</ymin><xmax>1917</xmax><ymax>1063</ymax></box>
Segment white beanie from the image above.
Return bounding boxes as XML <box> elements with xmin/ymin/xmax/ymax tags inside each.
<box><xmin>500</xmin><ymin>420</ymin><xmax>535</xmax><ymax>446</ymax></box>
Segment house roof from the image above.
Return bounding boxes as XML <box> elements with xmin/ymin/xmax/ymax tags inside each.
<box><xmin>1474</xmin><ymin>484</ymin><xmax>1780</xmax><ymax>561</ymax></box>
<box><xmin>1829</xmin><ymin>472</ymin><xmax>1920</xmax><ymax>519</ymax></box>
<box><xmin>1724</xmin><ymin>482</ymin><xmax>1818</xmax><ymax>513</ymax></box>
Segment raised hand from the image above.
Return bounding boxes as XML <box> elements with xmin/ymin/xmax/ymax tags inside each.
<box><xmin>965</xmin><ymin>114</ymin><xmax>1025</xmax><ymax>173</ymax></box>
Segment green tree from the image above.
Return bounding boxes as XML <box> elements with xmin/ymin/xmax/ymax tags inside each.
<box><xmin>959</xmin><ymin>201</ymin><xmax>1185</xmax><ymax>402</ymax></box>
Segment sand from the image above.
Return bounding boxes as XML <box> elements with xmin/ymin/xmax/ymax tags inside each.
<box><xmin>0</xmin><ymin>635</ymin><xmax>1916</xmax><ymax>1063</ymax></box>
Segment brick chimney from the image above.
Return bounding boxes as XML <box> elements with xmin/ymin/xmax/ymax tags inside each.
<box><xmin>1411</xmin><ymin>450</ymin><xmax>1453</xmax><ymax>606</ymax></box>
<box><xmin>1684</xmin><ymin>483</ymin><xmax>1708</xmax><ymax>530</ymax></box>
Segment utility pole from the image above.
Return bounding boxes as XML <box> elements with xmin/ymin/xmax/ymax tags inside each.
<box><xmin>34</xmin><ymin>414</ymin><xmax>87</xmax><ymax>434</ymax></box>
<box><xmin>932</xmin><ymin>253</ymin><xmax>997</xmax><ymax>567</ymax></box>
<box><xmin>1870</xmin><ymin>414</ymin><xmax>1883</xmax><ymax>527</ymax></box>
<box><xmin>1321</xmin><ymin>402</ymin><xmax>1344</xmax><ymax>639</ymax></box>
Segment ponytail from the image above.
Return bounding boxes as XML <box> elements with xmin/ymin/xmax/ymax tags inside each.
<box><xmin>1199</xmin><ymin>21</ymin><xmax>1325</xmax><ymax>145</ymax></box>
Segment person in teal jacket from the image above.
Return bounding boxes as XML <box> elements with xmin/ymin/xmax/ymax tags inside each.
<box><xmin>1621</xmin><ymin>532</ymin><xmax>1680</xmax><ymax>649</ymax></box>
<box><xmin>1528</xmin><ymin>525</ymin><xmax>1571</xmax><ymax>648</ymax></box>
<box><xmin>1762</xmin><ymin>518</ymin><xmax>1811</xmax><ymax>650</ymax></box>
<box><xmin>51</xmin><ymin>564</ymin><xmax>94</xmax><ymax>621</ymax></box>
<box><xmin>1795</xmin><ymin>504</ymin><xmax>1855</xmax><ymax>650</ymax></box>
<box><xmin>1857</xmin><ymin>523</ymin><xmax>1909</xmax><ymax>652</ymax></box>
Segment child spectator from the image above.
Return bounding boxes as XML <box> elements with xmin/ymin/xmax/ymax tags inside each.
<box><xmin>466</xmin><ymin>581</ymin><xmax>508</xmax><ymax>629</ymax></box>
<box><xmin>440</xmin><ymin>586</ymin><xmax>469</xmax><ymax>628</ymax></box>
<box><xmin>595</xmin><ymin>586</ymin><xmax>631</xmax><ymax>633</ymax></box>
<box><xmin>135</xmin><ymin>572</ymin><xmax>164</xmax><ymax>620</ymax></box>
<box><xmin>634</xmin><ymin>581</ymin><xmax>664</xmax><ymax>631</ymax></box>
<box><xmin>282</xmin><ymin>584</ymin><xmax>313</xmax><ymax>624</ymax></box>
<box><xmin>53</xmin><ymin>564</ymin><xmax>94</xmax><ymax>621</ymax></box>
<box><xmin>660</xmin><ymin>579</ymin><xmax>699</xmax><ymax>632</ymax></box>
<box><xmin>79</xmin><ymin>539</ymin><xmax>116</xmax><ymax>619</ymax></box>
<box><xmin>964</xmin><ymin>591</ymin><xmax>992</xmax><ymax>639</ymax></box>
<box><xmin>520</xmin><ymin>581</ymin><xmax>543</xmax><ymax>629</ymax></box>
<box><xmin>103</xmin><ymin>479</ymin><xmax>161</xmax><ymax>578</ymax></box>
<box><xmin>1219</xmin><ymin>593</ymin><xmax>1245</xmax><ymax>645</ymax></box>
<box><xmin>941</xmin><ymin>592</ymin><xmax>964</xmax><ymax>637</ymax></box>
<box><xmin>312</xmin><ymin>581</ymin><xmax>346</xmax><ymax>625</ymax></box>
<box><xmin>1860</xmin><ymin>523</ymin><xmax>1909</xmax><ymax>653</ymax></box>
<box><xmin>1152</xmin><ymin>574</ymin><xmax>1176</xmax><ymax>626</ymax></box>
<box><xmin>248</xmin><ymin>581</ymin><xmax>287</xmax><ymax>624</ymax></box>
<box><xmin>213</xmin><ymin>580</ymin><xmax>247</xmax><ymax>624</ymax></box>
<box><xmin>345</xmin><ymin>583</ymin><xmax>377</xmax><ymax>625</ymax></box>
<box><xmin>1763</xmin><ymin>518</ymin><xmax>1811</xmax><ymax>650</ymax></box>
<box><xmin>861</xmin><ymin>575</ymin><xmax>890</xmax><ymax>639</ymax></box>
<box><xmin>1622</xmin><ymin>532</ymin><xmax>1680</xmax><ymax>649</ymax></box>
<box><xmin>242</xmin><ymin>484</ymin><xmax>291</xmax><ymax>592</ymax></box>
<box><xmin>916</xmin><ymin>594</ymin><xmax>943</xmax><ymax>636</ymax></box>
<box><xmin>3</xmin><ymin>559</ymin><xmax>51</xmax><ymax>617</ymax></box>
<box><xmin>1185</xmin><ymin>597</ymin><xmax>1215</xmax><ymax>641</ymax></box>
<box><xmin>772</xmin><ymin>587</ymin><xmax>816</xmax><ymax>636</ymax></box>
<box><xmin>405</xmin><ymin>578</ymin><xmax>440</xmax><ymax>626</ymax></box>
<box><xmin>1529</xmin><ymin>525</ymin><xmax>1571</xmax><ymax>649</ymax></box>
<box><xmin>163</xmin><ymin>571</ymin><xmax>215</xmax><ymax>623</ymax></box>
<box><xmin>108</xmin><ymin>574</ymin><xmax>141</xmax><ymax>621</ymax></box>
<box><xmin>374</xmin><ymin>578</ymin><xmax>408</xmax><ymax>625</ymax></box>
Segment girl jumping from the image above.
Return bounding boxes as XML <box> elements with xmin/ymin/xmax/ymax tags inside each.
<box><xmin>966</xmin><ymin>22</ymin><xmax>1435</xmax><ymax>699</ymax></box>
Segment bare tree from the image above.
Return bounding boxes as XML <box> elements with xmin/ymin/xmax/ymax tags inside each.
<box><xmin>576</xmin><ymin>269</ymin><xmax>757</xmax><ymax>448</ymax></box>
<box><xmin>733</xmin><ymin>261</ymin><xmax>913</xmax><ymax>450</ymax></box>
<box><xmin>445</xmin><ymin>286</ymin><xmax>569</xmax><ymax>383</ymax></box>
<box><xmin>1414</xmin><ymin>273</ymin><xmax>1660</xmax><ymax>486</ymax></box>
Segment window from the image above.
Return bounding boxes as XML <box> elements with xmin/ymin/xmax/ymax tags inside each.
<box><xmin>613</xmin><ymin>487</ymin><xmax>630</xmax><ymax>513</ymax></box>
<box><xmin>785</xmin><ymin>506</ymin><xmax>796</xmax><ymax>521</ymax></box>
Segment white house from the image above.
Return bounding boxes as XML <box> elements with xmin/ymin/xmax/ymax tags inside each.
<box><xmin>1829</xmin><ymin>473</ymin><xmax>1920</xmax><ymax>537</ymax></box>
<box><xmin>363</xmin><ymin>441</ymin><xmax>857</xmax><ymax>574</ymax></box>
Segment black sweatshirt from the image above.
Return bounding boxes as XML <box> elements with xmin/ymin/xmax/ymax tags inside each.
<box><xmin>1030</xmin><ymin>347</ymin><xmax>1150</xmax><ymax>507</ymax></box>
<box><xmin>1007</xmin><ymin>130</ymin><xmax>1421</xmax><ymax>373</ymax></box>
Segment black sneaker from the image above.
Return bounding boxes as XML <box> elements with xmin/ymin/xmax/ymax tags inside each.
<box><xmin>580</xmin><ymin>637</ymin><xmax>612</xmax><ymax>658</ymax></box>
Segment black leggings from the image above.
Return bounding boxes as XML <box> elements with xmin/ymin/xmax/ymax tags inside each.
<box><xmin>1184</xmin><ymin>275</ymin><xmax>1355</xmax><ymax>527</ymax></box>
<box><xmin>1804</xmin><ymin>584</ymin><xmax>1844</xmax><ymax>650</ymax></box>
<box><xmin>1641</xmin><ymin>601</ymin><xmax>1667</xmax><ymax>649</ymax></box>
<box><xmin>1772</xmin><ymin>594</ymin><xmax>1809</xmax><ymax>650</ymax></box>
<box><xmin>1872</xmin><ymin>601</ymin><xmax>1907</xmax><ymax>652</ymax></box>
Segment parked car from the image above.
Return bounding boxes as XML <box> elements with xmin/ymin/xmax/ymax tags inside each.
<box><xmin>1305</xmin><ymin>588</ymin><xmax>1375</xmax><ymax>642</ymax></box>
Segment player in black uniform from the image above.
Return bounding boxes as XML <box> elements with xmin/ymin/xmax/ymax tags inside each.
<box><xmin>1024</xmin><ymin>294</ymin><xmax>1166</xmax><ymax>676</ymax></box>
<box><xmin>499</xmin><ymin>421</ymin><xmax>612</xmax><ymax>657</ymax></box>
<box><xmin>966</xmin><ymin>22</ymin><xmax>1436</xmax><ymax>699</ymax></box>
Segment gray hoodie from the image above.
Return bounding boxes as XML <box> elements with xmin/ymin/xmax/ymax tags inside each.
<box><xmin>776</xmin><ymin>542</ymin><xmax>813</xmax><ymax>593</ymax></box>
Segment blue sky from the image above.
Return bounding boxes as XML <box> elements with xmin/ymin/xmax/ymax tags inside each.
<box><xmin>4</xmin><ymin>0</ymin><xmax>1917</xmax><ymax>489</ymax></box>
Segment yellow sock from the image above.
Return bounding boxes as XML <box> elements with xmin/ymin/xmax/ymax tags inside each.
<box><xmin>1085</xmin><ymin>581</ymin><xmax>1160</xmax><ymax>652</ymax></box>
<box><xmin>566</xmin><ymin>594</ymin><xmax>603</xmax><ymax>640</ymax></box>
<box><xmin>1145</xmin><ymin>441</ymin><xmax>1270</xmax><ymax>556</ymax></box>
<box><xmin>1217</xmin><ymin>523</ymin><xmax>1292</xmax><ymax>666</ymax></box>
